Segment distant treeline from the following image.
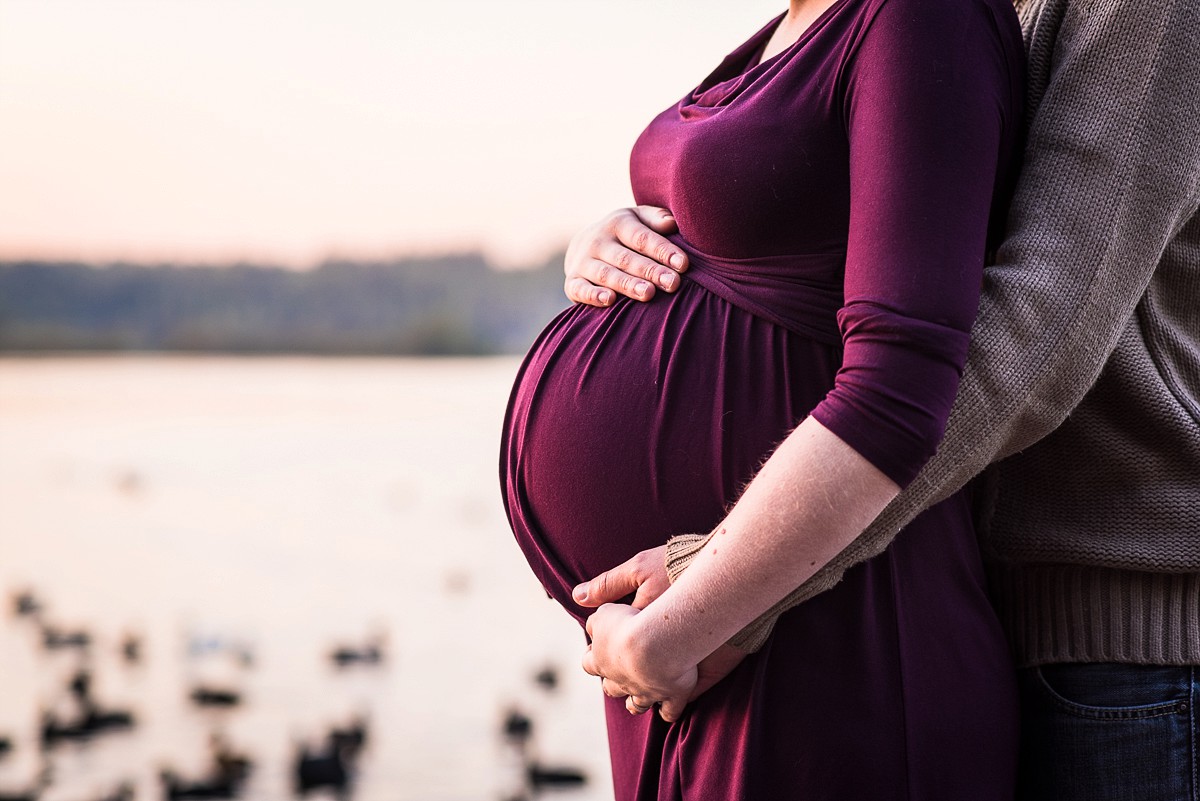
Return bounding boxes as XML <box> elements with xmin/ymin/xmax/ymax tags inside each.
<box><xmin>0</xmin><ymin>253</ymin><xmax>573</xmax><ymax>356</ymax></box>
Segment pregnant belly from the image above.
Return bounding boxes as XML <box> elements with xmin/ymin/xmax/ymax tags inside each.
<box><xmin>500</xmin><ymin>281</ymin><xmax>839</xmax><ymax>622</ymax></box>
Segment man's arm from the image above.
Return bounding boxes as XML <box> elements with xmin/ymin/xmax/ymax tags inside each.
<box><xmin>577</xmin><ymin>0</ymin><xmax>1200</xmax><ymax>651</ymax></box>
<box><xmin>690</xmin><ymin>0</ymin><xmax>1200</xmax><ymax>649</ymax></box>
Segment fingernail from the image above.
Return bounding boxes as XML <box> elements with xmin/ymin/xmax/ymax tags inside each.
<box><xmin>670</xmin><ymin>254</ymin><xmax>686</xmax><ymax>270</ymax></box>
<box><xmin>573</xmin><ymin>585</ymin><xmax>588</xmax><ymax>602</ymax></box>
<box><xmin>597</xmin><ymin>290</ymin><xmax>613</xmax><ymax>305</ymax></box>
<box><xmin>661</xmin><ymin>273</ymin><xmax>677</xmax><ymax>291</ymax></box>
<box><xmin>635</xmin><ymin>281</ymin><xmax>652</xmax><ymax>298</ymax></box>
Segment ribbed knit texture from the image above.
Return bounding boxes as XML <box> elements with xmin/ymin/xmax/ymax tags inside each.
<box><xmin>664</xmin><ymin>0</ymin><xmax>1200</xmax><ymax>660</ymax></box>
<box><xmin>664</xmin><ymin>533</ymin><xmax>708</xmax><ymax>581</ymax></box>
<box><xmin>988</xmin><ymin>565</ymin><xmax>1200</xmax><ymax>667</ymax></box>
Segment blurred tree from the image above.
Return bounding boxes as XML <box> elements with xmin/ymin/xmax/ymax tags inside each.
<box><xmin>0</xmin><ymin>253</ymin><xmax>571</xmax><ymax>356</ymax></box>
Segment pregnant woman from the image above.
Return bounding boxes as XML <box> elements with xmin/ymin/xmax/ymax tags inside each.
<box><xmin>501</xmin><ymin>0</ymin><xmax>1024</xmax><ymax>797</ymax></box>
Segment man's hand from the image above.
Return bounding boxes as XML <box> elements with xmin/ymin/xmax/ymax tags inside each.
<box><xmin>573</xmin><ymin>545</ymin><xmax>669</xmax><ymax>610</ymax></box>
<box><xmin>564</xmin><ymin>206</ymin><xmax>689</xmax><ymax>307</ymax></box>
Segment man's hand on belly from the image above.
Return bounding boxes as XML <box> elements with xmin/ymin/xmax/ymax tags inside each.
<box><xmin>572</xmin><ymin>545</ymin><xmax>671</xmax><ymax>610</ymax></box>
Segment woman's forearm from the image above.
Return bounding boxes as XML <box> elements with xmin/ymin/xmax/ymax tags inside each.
<box><xmin>626</xmin><ymin>416</ymin><xmax>900</xmax><ymax>673</ymax></box>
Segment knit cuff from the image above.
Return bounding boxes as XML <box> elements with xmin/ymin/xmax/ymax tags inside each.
<box><xmin>662</xmin><ymin>532</ymin><xmax>778</xmax><ymax>653</ymax></box>
<box><xmin>665</xmin><ymin>533</ymin><xmax>711</xmax><ymax>582</ymax></box>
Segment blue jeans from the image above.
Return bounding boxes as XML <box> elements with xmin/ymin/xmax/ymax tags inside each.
<box><xmin>1017</xmin><ymin>663</ymin><xmax>1197</xmax><ymax>801</ymax></box>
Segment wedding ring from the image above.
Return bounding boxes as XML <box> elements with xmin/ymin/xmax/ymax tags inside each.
<box><xmin>626</xmin><ymin>697</ymin><xmax>652</xmax><ymax>715</ymax></box>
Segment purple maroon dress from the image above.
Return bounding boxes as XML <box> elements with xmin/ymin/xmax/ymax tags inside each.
<box><xmin>501</xmin><ymin>0</ymin><xmax>1025</xmax><ymax>798</ymax></box>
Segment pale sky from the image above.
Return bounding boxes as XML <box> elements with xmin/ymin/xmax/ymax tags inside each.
<box><xmin>0</xmin><ymin>0</ymin><xmax>784</xmax><ymax>267</ymax></box>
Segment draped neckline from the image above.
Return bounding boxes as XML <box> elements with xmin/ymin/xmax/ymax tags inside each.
<box><xmin>684</xmin><ymin>0</ymin><xmax>854</xmax><ymax>112</ymax></box>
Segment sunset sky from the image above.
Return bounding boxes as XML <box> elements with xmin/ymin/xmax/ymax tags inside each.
<box><xmin>0</xmin><ymin>1</ymin><xmax>784</xmax><ymax>267</ymax></box>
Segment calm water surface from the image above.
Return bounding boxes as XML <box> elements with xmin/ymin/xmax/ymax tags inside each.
<box><xmin>0</xmin><ymin>356</ymin><xmax>611</xmax><ymax>801</ymax></box>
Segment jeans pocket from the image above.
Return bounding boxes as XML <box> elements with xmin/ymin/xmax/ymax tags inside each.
<box><xmin>1031</xmin><ymin>663</ymin><xmax>1190</xmax><ymax>721</ymax></box>
<box><xmin>1017</xmin><ymin>664</ymin><xmax>1194</xmax><ymax>801</ymax></box>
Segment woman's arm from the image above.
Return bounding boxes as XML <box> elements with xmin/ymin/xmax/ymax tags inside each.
<box><xmin>583</xmin><ymin>416</ymin><xmax>897</xmax><ymax>720</ymax></box>
<box><xmin>583</xmin><ymin>0</ymin><xmax>1022</xmax><ymax>711</ymax></box>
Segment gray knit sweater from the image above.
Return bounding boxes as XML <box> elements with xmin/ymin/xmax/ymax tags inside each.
<box><xmin>666</xmin><ymin>0</ymin><xmax>1200</xmax><ymax>665</ymax></box>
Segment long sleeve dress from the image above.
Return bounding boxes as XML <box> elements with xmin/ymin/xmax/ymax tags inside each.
<box><xmin>500</xmin><ymin>0</ymin><xmax>1025</xmax><ymax>798</ymax></box>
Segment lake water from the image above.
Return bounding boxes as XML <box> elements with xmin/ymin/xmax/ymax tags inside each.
<box><xmin>0</xmin><ymin>356</ymin><xmax>612</xmax><ymax>801</ymax></box>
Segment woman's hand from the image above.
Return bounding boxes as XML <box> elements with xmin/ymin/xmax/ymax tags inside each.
<box><xmin>582</xmin><ymin>603</ymin><xmax>698</xmax><ymax>723</ymax></box>
<box><xmin>564</xmin><ymin>206</ymin><xmax>690</xmax><ymax>307</ymax></box>
<box><xmin>575</xmin><ymin>546</ymin><xmax>750</xmax><ymax>708</ymax></box>
<box><xmin>592</xmin><ymin>642</ymin><xmax>747</xmax><ymax>714</ymax></box>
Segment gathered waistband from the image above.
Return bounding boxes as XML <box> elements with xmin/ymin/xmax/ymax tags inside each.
<box><xmin>673</xmin><ymin>236</ymin><xmax>846</xmax><ymax>346</ymax></box>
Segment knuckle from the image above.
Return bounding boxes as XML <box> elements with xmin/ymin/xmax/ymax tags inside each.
<box><xmin>565</xmin><ymin>277</ymin><xmax>592</xmax><ymax>305</ymax></box>
<box><xmin>593</xmin><ymin>263</ymin><xmax>614</xmax><ymax>285</ymax></box>
<box><xmin>629</xmin><ymin>228</ymin><xmax>650</xmax><ymax>253</ymax></box>
<box><xmin>613</xmin><ymin>248</ymin><xmax>634</xmax><ymax>272</ymax></box>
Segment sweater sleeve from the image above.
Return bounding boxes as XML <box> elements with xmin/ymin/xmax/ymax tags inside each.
<box><xmin>669</xmin><ymin>0</ymin><xmax>1200</xmax><ymax>652</ymax></box>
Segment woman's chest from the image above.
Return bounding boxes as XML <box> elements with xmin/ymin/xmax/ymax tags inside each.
<box><xmin>629</xmin><ymin>76</ymin><xmax>852</xmax><ymax>258</ymax></box>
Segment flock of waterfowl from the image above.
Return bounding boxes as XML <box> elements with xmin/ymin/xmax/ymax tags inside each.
<box><xmin>0</xmin><ymin>589</ymin><xmax>589</xmax><ymax>801</ymax></box>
